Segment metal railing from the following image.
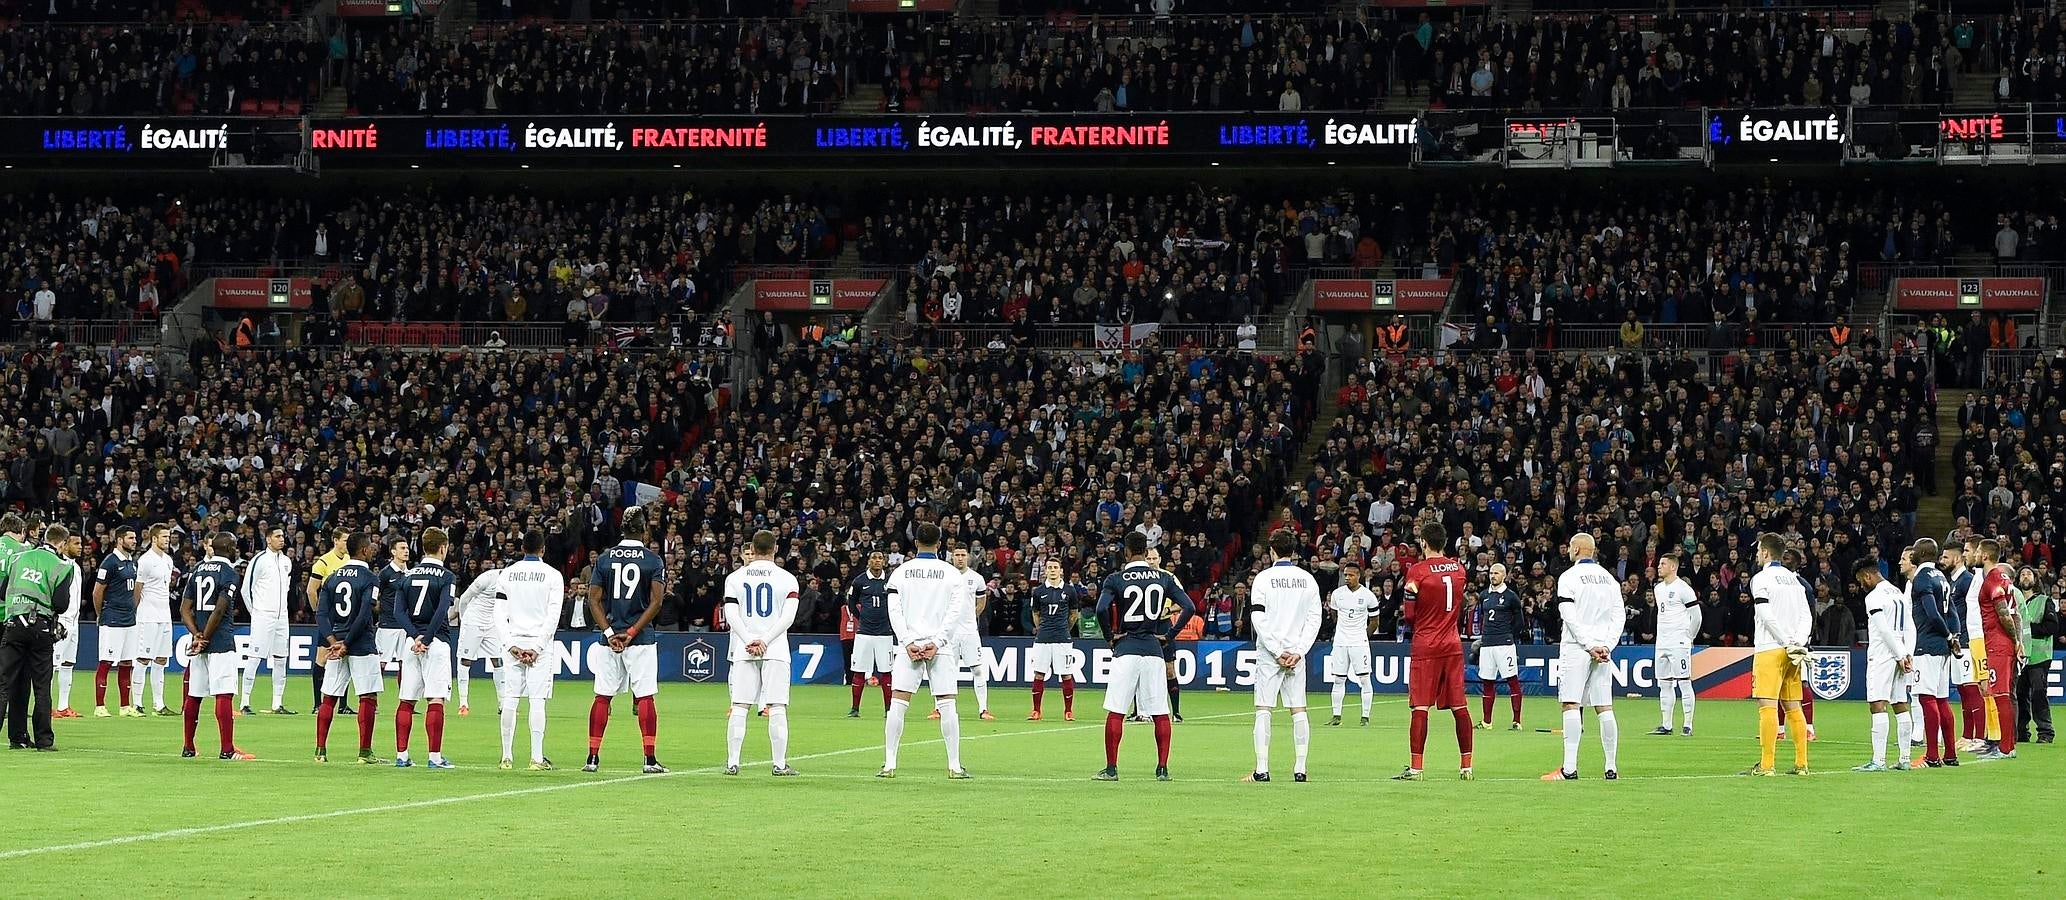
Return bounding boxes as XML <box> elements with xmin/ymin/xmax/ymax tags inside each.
<box><xmin>867</xmin><ymin>320</ymin><xmax>1290</xmax><ymax>353</ymax></box>
<box><xmin>1532</xmin><ymin>322</ymin><xmax>1835</xmax><ymax>352</ymax></box>
<box><xmin>4</xmin><ymin>318</ymin><xmax>162</xmax><ymax>347</ymax></box>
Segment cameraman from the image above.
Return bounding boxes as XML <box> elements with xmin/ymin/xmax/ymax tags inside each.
<box><xmin>0</xmin><ymin>524</ymin><xmax>76</xmax><ymax>751</ymax></box>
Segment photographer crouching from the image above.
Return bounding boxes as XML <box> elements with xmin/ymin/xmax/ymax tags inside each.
<box><xmin>1</xmin><ymin>522</ymin><xmax>76</xmax><ymax>751</ymax></box>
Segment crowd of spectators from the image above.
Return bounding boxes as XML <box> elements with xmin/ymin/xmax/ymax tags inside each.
<box><xmin>1415</xmin><ymin>7</ymin><xmax>1963</xmax><ymax>111</ymax></box>
<box><xmin>0</xmin><ymin>18</ymin><xmax>324</xmax><ymax>116</ymax></box>
<box><xmin>1294</xmin><ymin>341</ymin><xmax>1944</xmax><ymax>650</ymax></box>
<box><xmin>0</xmin><ymin>188</ymin><xmax>840</xmax><ymax>337</ymax></box>
<box><xmin>2</xmin><ymin>4</ymin><xmax>2048</xmax><ymax>119</ymax></box>
<box><xmin>0</xmin><ymin>335</ymin><xmax>1325</xmax><ymax>638</ymax></box>
<box><xmin>1988</xmin><ymin>8</ymin><xmax>2066</xmax><ymax>105</ymax></box>
<box><xmin>874</xmin><ymin>187</ymin><xmax>1395</xmax><ymax>326</ymax></box>
<box><xmin>1946</xmin><ymin>365</ymin><xmax>2066</xmax><ymax>569</ymax></box>
<box><xmin>344</xmin><ymin>17</ymin><xmax>850</xmax><ymax>115</ymax></box>
<box><xmin>1434</xmin><ymin>182</ymin><xmax>1948</xmax><ymax>345</ymax></box>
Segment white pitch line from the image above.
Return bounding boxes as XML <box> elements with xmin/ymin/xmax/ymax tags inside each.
<box><xmin>0</xmin><ymin>710</ymin><xmax>1252</xmax><ymax>861</ymax></box>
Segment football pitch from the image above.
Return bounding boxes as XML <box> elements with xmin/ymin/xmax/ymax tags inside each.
<box><xmin>1</xmin><ymin>683</ymin><xmax>2056</xmax><ymax>898</ymax></box>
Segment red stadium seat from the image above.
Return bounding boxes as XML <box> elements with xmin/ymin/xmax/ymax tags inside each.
<box><xmin>345</xmin><ymin>322</ymin><xmax>366</xmax><ymax>344</ymax></box>
<box><xmin>402</xmin><ymin>323</ymin><xmax>429</xmax><ymax>346</ymax></box>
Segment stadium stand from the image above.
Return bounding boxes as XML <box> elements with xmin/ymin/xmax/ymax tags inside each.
<box><xmin>1305</xmin><ymin>342</ymin><xmax>1939</xmax><ymax>647</ymax></box>
<box><xmin>0</xmin><ymin>19</ymin><xmax>324</xmax><ymax>117</ymax></box>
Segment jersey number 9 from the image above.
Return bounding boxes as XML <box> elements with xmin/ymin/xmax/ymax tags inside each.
<box><xmin>1122</xmin><ymin>584</ymin><xmax>1166</xmax><ymax>624</ymax></box>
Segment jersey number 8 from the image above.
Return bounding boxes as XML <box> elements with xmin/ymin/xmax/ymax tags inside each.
<box><xmin>1121</xmin><ymin>583</ymin><xmax>1166</xmax><ymax>624</ymax></box>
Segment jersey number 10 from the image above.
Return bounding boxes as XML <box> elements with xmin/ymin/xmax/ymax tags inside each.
<box><xmin>741</xmin><ymin>582</ymin><xmax>776</xmax><ymax>617</ymax></box>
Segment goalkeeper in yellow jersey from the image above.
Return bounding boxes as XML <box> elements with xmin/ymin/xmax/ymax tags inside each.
<box><xmin>1743</xmin><ymin>534</ymin><xmax>1814</xmax><ymax>776</ymax></box>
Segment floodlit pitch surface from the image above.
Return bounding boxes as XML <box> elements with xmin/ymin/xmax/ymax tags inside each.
<box><xmin>2</xmin><ymin>683</ymin><xmax>2055</xmax><ymax>897</ymax></box>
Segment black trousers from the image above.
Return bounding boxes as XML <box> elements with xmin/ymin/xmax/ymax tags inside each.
<box><xmin>0</xmin><ymin>623</ymin><xmax>57</xmax><ymax>748</ymax></box>
<box><xmin>2018</xmin><ymin>662</ymin><xmax>2054</xmax><ymax>740</ymax></box>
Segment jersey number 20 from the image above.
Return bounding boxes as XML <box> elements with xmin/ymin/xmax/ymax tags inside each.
<box><xmin>1122</xmin><ymin>584</ymin><xmax>1166</xmax><ymax>624</ymax></box>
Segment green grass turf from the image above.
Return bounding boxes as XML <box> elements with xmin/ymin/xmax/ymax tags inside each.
<box><xmin>0</xmin><ymin>681</ymin><xmax>2056</xmax><ymax>898</ymax></box>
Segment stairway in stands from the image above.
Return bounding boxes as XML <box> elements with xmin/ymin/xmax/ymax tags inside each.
<box><xmin>1284</xmin><ymin>386</ymin><xmax>1344</xmax><ymax>494</ymax></box>
<box><xmin>841</xmin><ymin>84</ymin><xmax>884</xmax><ymax>113</ymax></box>
<box><xmin>1915</xmin><ymin>400</ymin><xmax>1965</xmax><ymax>544</ymax></box>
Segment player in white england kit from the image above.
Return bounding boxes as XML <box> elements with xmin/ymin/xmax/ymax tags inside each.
<box><xmin>134</xmin><ymin>524</ymin><xmax>177</xmax><ymax>716</ymax></box>
<box><xmin>1854</xmin><ymin>558</ymin><xmax>1916</xmax><ymax>771</ymax></box>
<box><xmin>879</xmin><ymin>524</ymin><xmax>971</xmax><ymax>779</ymax></box>
<box><xmin>1245</xmin><ymin>530</ymin><xmax>1322</xmax><ymax>783</ymax></box>
<box><xmin>722</xmin><ymin>530</ymin><xmax>801</xmax><ymax>776</ymax></box>
<box><xmin>1543</xmin><ymin>533</ymin><xmax>1624</xmax><ymax>782</ymax></box>
<box><xmin>48</xmin><ymin>529</ymin><xmax>84</xmax><ymax>718</ymax></box>
<box><xmin>1326</xmin><ymin>562</ymin><xmax>1377</xmax><ymax>726</ymax></box>
<box><xmin>1650</xmin><ymin>556</ymin><xmax>1702</xmax><ymax>736</ymax></box>
<box><xmin>493</xmin><ymin>530</ymin><xmax>564</xmax><ymax>770</ymax></box>
<box><xmin>944</xmin><ymin>547</ymin><xmax>994</xmax><ymax>721</ymax></box>
<box><xmin>238</xmin><ymin>527</ymin><xmax>297</xmax><ymax>715</ymax></box>
<box><xmin>452</xmin><ymin>561</ymin><xmax>507</xmax><ymax>715</ymax></box>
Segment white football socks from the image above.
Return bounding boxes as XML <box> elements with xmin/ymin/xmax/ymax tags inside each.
<box><xmin>1599</xmin><ymin>710</ymin><xmax>1620</xmax><ymax>772</ymax></box>
<box><xmin>1331</xmin><ymin>682</ymin><xmax>1346</xmax><ymax>717</ymax></box>
<box><xmin>1291</xmin><ymin>711</ymin><xmax>1311</xmax><ymax>773</ymax></box>
<box><xmin>971</xmin><ymin>669</ymin><xmax>989</xmax><ymax>715</ymax></box>
<box><xmin>1894</xmin><ymin>708</ymin><xmax>1913</xmax><ymax>762</ymax></box>
<box><xmin>1561</xmin><ymin>708</ymin><xmax>1583</xmax><ymax>773</ymax></box>
<box><xmin>726</xmin><ymin>705</ymin><xmax>749</xmax><ymax>768</ymax></box>
<box><xmin>1252</xmin><ymin>708</ymin><xmax>1272</xmax><ymax>774</ymax></box>
<box><xmin>1660</xmin><ymin>686</ymin><xmax>1677</xmax><ymax>729</ymax></box>
<box><xmin>884</xmin><ymin>698</ymin><xmax>909</xmax><ymax>769</ymax></box>
<box><xmin>499</xmin><ymin>704</ymin><xmax>518</xmax><ymax>761</ymax></box>
<box><xmin>149</xmin><ymin>662</ymin><xmax>166</xmax><ymax>709</ymax></box>
<box><xmin>129</xmin><ymin>665</ymin><xmax>144</xmax><ymax>708</ymax></box>
<box><xmin>768</xmin><ymin>705</ymin><xmax>790</xmax><ymax>768</ymax></box>
<box><xmin>1357</xmin><ymin>676</ymin><xmax>1373</xmax><ymax>717</ymax></box>
<box><xmin>456</xmin><ymin>663</ymin><xmax>471</xmax><ymax>707</ymax></box>
<box><xmin>1679</xmin><ymin>682</ymin><xmax>1696</xmax><ymax>729</ymax></box>
<box><xmin>240</xmin><ymin>663</ymin><xmax>257</xmax><ymax>708</ymax></box>
<box><xmin>1871</xmin><ymin>711</ymin><xmax>1890</xmax><ymax>765</ymax></box>
<box><xmin>528</xmin><ymin>699</ymin><xmax>548</xmax><ymax>762</ymax></box>
<box><xmin>937</xmin><ymin>698</ymin><xmax>962</xmax><ymax>771</ymax></box>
